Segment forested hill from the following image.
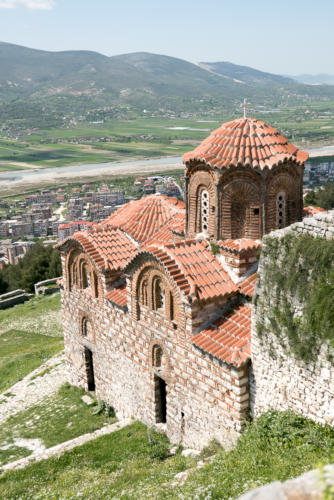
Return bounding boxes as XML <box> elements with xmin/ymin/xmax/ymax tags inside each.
<box><xmin>1</xmin><ymin>41</ymin><xmax>334</xmax><ymax>119</ymax></box>
<box><xmin>198</xmin><ymin>61</ymin><xmax>293</xmax><ymax>85</ymax></box>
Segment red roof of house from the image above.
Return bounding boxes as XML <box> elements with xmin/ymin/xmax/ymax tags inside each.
<box><xmin>102</xmin><ymin>194</ymin><xmax>185</xmax><ymax>243</ymax></box>
<box><xmin>106</xmin><ymin>283</ymin><xmax>127</xmax><ymax>308</ymax></box>
<box><xmin>303</xmin><ymin>206</ymin><xmax>326</xmax><ymax>217</ymax></box>
<box><xmin>183</xmin><ymin>117</ymin><xmax>309</xmax><ymax>170</ymax></box>
<box><xmin>192</xmin><ymin>303</ymin><xmax>251</xmax><ymax>367</ymax></box>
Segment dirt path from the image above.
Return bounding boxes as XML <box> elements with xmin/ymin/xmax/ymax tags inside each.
<box><xmin>1</xmin><ymin>419</ymin><xmax>131</xmax><ymax>473</ymax></box>
<box><xmin>0</xmin><ymin>353</ymin><xmax>66</xmax><ymax>425</ymax></box>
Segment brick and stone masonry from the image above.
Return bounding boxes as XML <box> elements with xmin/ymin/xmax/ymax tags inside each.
<box><xmin>57</xmin><ymin>117</ymin><xmax>328</xmax><ymax>449</ymax></box>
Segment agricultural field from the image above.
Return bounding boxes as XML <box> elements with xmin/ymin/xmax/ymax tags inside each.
<box><xmin>1</xmin><ymin>106</ymin><xmax>334</xmax><ymax>172</ymax></box>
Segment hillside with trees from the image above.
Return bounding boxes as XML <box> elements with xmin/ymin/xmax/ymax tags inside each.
<box><xmin>0</xmin><ymin>243</ymin><xmax>61</xmax><ymax>294</ymax></box>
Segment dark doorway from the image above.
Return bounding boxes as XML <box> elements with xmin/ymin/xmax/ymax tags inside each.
<box><xmin>154</xmin><ymin>375</ymin><xmax>167</xmax><ymax>423</ymax></box>
<box><xmin>84</xmin><ymin>347</ymin><xmax>95</xmax><ymax>391</ymax></box>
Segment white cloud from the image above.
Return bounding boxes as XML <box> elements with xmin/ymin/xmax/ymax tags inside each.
<box><xmin>0</xmin><ymin>0</ymin><xmax>55</xmax><ymax>9</ymax></box>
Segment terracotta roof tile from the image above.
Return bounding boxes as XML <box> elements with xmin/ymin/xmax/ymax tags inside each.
<box><xmin>57</xmin><ymin>227</ymin><xmax>138</xmax><ymax>271</ymax></box>
<box><xmin>218</xmin><ymin>238</ymin><xmax>261</xmax><ymax>253</ymax></box>
<box><xmin>183</xmin><ymin>117</ymin><xmax>309</xmax><ymax>170</ymax></box>
<box><xmin>192</xmin><ymin>303</ymin><xmax>251</xmax><ymax>367</ymax></box>
<box><xmin>238</xmin><ymin>273</ymin><xmax>257</xmax><ymax>297</ymax></box>
<box><xmin>102</xmin><ymin>194</ymin><xmax>185</xmax><ymax>243</ymax></box>
<box><xmin>303</xmin><ymin>206</ymin><xmax>326</xmax><ymax>217</ymax></box>
<box><xmin>105</xmin><ymin>284</ymin><xmax>127</xmax><ymax>308</ymax></box>
<box><xmin>139</xmin><ymin>239</ymin><xmax>236</xmax><ymax>302</ymax></box>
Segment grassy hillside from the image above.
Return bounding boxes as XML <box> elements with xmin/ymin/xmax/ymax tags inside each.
<box><xmin>198</xmin><ymin>60</ymin><xmax>293</xmax><ymax>84</ymax></box>
<box><xmin>1</xmin><ymin>42</ymin><xmax>334</xmax><ymax>127</ymax></box>
<box><xmin>0</xmin><ymin>295</ymin><xmax>63</xmax><ymax>392</ymax></box>
<box><xmin>0</xmin><ymin>411</ymin><xmax>333</xmax><ymax>499</ymax></box>
<box><xmin>0</xmin><ymin>384</ymin><xmax>115</xmax><ymax>466</ymax></box>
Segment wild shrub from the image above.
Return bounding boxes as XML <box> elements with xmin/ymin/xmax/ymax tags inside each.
<box><xmin>257</xmin><ymin>234</ymin><xmax>334</xmax><ymax>362</ymax></box>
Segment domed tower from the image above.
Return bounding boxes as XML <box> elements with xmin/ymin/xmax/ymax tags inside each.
<box><xmin>183</xmin><ymin>118</ymin><xmax>309</xmax><ymax>240</ymax></box>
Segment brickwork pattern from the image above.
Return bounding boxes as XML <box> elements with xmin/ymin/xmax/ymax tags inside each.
<box><xmin>60</xmin><ymin>253</ymin><xmax>250</xmax><ymax>449</ymax></box>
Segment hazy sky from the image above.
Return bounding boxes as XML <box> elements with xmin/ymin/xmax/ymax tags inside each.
<box><xmin>0</xmin><ymin>0</ymin><xmax>332</xmax><ymax>75</ymax></box>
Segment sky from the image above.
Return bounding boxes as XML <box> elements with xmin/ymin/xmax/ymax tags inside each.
<box><xmin>0</xmin><ymin>0</ymin><xmax>332</xmax><ymax>75</ymax></box>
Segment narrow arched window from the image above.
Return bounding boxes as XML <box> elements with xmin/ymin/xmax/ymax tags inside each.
<box><xmin>152</xmin><ymin>344</ymin><xmax>163</xmax><ymax>367</ymax></box>
<box><xmin>140</xmin><ymin>279</ymin><xmax>148</xmax><ymax>306</ymax></box>
<box><xmin>201</xmin><ymin>190</ymin><xmax>209</xmax><ymax>233</ymax></box>
<box><xmin>81</xmin><ymin>317</ymin><xmax>88</xmax><ymax>336</ymax></box>
<box><xmin>276</xmin><ymin>192</ymin><xmax>286</xmax><ymax>229</ymax></box>
<box><xmin>169</xmin><ymin>291</ymin><xmax>174</xmax><ymax>321</ymax></box>
<box><xmin>153</xmin><ymin>277</ymin><xmax>165</xmax><ymax>311</ymax></box>
<box><xmin>82</xmin><ymin>262</ymin><xmax>90</xmax><ymax>289</ymax></box>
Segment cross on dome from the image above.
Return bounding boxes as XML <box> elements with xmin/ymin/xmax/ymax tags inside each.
<box><xmin>242</xmin><ymin>98</ymin><xmax>248</xmax><ymax>119</ymax></box>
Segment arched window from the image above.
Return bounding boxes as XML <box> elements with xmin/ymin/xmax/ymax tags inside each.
<box><xmin>153</xmin><ymin>277</ymin><xmax>165</xmax><ymax>311</ymax></box>
<box><xmin>201</xmin><ymin>189</ymin><xmax>209</xmax><ymax>233</ymax></box>
<box><xmin>81</xmin><ymin>317</ymin><xmax>88</xmax><ymax>337</ymax></box>
<box><xmin>169</xmin><ymin>291</ymin><xmax>174</xmax><ymax>322</ymax></box>
<box><xmin>140</xmin><ymin>279</ymin><xmax>148</xmax><ymax>306</ymax></box>
<box><xmin>152</xmin><ymin>344</ymin><xmax>163</xmax><ymax>367</ymax></box>
<box><xmin>276</xmin><ymin>192</ymin><xmax>286</xmax><ymax>229</ymax></box>
<box><xmin>82</xmin><ymin>262</ymin><xmax>90</xmax><ymax>289</ymax></box>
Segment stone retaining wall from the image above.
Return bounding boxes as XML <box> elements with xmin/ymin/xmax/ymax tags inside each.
<box><xmin>251</xmin><ymin>210</ymin><xmax>334</xmax><ymax>426</ymax></box>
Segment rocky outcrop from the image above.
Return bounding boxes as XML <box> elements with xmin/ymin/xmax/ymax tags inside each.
<box><xmin>237</xmin><ymin>465</ymin><xmax>334</xmax><ymax>499</ymax></box>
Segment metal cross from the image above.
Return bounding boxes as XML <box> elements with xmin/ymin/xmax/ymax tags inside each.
<box><xmin>242</xmin><ymin>98</ymin><xmax>248</xmax><ymax>118</ymax></box>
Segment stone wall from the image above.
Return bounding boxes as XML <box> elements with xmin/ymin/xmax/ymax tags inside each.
<box><xmin>251</xmin><ymin>209</ymin><xmax>334</xmax><ymax>426</ymax></box>
<box><xmin>60</xmin><ymin>255</ymin><xmax>250</xmax><ymax>450</ymax></box>
<box><xmin>0</xmin><ymin>289</ymin><xmax>32</xmax><ymax>309</ymax></box>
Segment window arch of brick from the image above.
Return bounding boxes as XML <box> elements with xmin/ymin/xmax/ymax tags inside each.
<box><xmin>152</xmin><ymin>344</ymin><xmax>163</xmax><ymax>367</ymax></box>
<box><xmin>135</xmin><ymin>266</ymin><xmax>177</xmax><ymax>324</ymax></box>
<box><xmin>187</xmin><ymin>169</ymin><xmax>215</xmax><ymax>236</ymax></box>
<box><xmin>81</xmin><ymin>316</ymin><xmax>89</xmax><ymax>337</ymax></box>
<box><xmin>66</xmin><ymin>249</ymin><xmax>99</xmax><ymax>298</ymax></box>
<box><xmin>266</xmin><ymin>170</ymin><xmax>300</xmax><ymax>232</ymax></box>
<box><xmin>220</xmin><ymin>179</ymin><xmax>261</xmax><ymax>239</ymax></box>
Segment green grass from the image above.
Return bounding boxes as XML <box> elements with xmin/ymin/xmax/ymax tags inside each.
<box><xmin>0</xmin><ymin>411</ymin><xmax>333</xmax><ymax>499</ymax></box>
<box><xmin>0</xmin><ymin>329</ymin><xmax>63</xmax><ymax>393</ymax></box>
<box><xmin>0</xmin><ymin>164</ymin><xmax>27</xmax><ymax>172</ymax></box>
<box><xmin>0</xmin><ymin>384</ymin><xmax>116</xmax><ymax>466</ymax></box>
<box><xmin>0</xmin><ymin>294</ymin><xmax>62</xmax><ymax>337</ymax></box>
<box><xmin>177</xmin><ymin>411</ymin><xmax>334</xmax><ymax>499</ymax></box>
<box><xmin>0</xmin><ymin>294</ymin><xmax>63</xmax><ymax>392</ymax></box>
<box><xmin>0</xmin><ymin>421</ymin><xmax>196</xmax><ymax>499</ymax></box>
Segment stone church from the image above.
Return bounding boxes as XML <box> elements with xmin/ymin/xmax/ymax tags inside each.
<box><xmin>58</xmin><ymin>117</ymin><xmax>309</xmax><ymax>448</ymax></box>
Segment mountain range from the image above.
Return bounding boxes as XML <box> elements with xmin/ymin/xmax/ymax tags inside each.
<box><xmin>0</xmin><ymin>41</ymin><xmax>334</xmax><ymax>126</ymax></box>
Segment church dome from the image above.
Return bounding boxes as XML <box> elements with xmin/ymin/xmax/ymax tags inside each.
<box><xmin>183</xmin><ymin>117</ymin><xmax>309</xmax><ymax>169</ymax></box>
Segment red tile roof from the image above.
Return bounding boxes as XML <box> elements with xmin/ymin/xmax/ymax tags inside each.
<box><xmin>57</xmin><ymin>226</ymin><xmax>138</xmax><ymax>271</ymax></box>
<box><xmin>144</xmin><ymin>212</ymin><xmax>185</xmax><ymax>245</ymax></box>
<box><xmin>106</xmin><ymin>283</ymin><xmax>127</xmax><ymax>308</ymax></box>
<box><xmin>238</xmin><ymin>272</ymin><xmax>257</xmax><ymax>297</ymax></box>
<box><xmin>102</xmin><ymin>194</ymin><xmax>185</xmax><ymax>243</ymax></box>
<box><xmin>139</xmin><ymin>239</ymin><xmax>235</xmax><ymax>301</ymax></box>
<box><xmin>218</xmin><ymin>238</ymin><xmax>261</xmax><ymax>253</ymax></box>
<box><xmin>303</xmin><ymin>206</ymin><xmax>326</xmax><ymax>217</ymax></box>
<box><xmin>192</xmin><ymin>303</ymin><xmax>251</xmax><ymax>367</ymax></box>
<box><xmin>183</xmin><ymin>118</ymin><xmax>309</xmax><ymax>170</ymax></box>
